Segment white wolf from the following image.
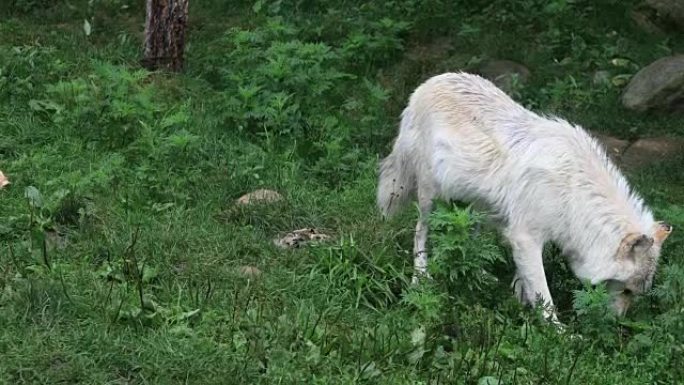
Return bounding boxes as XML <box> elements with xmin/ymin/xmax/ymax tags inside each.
<box><xmin>377</xmin><ymin>72</ymin><xmax>672</xmax><ymax>322</ymax></box>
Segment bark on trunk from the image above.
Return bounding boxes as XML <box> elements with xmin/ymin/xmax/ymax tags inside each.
<box><xmin>142</xmin><ymin>0</ymin><xmax>189</xmax><ymax>72</ymax></box>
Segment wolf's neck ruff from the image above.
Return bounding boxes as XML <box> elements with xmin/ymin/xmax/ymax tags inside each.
<box><xmin>516</xmin><ymin>118</ymin><xmax>657</xmax><ymax>283</ymax></box>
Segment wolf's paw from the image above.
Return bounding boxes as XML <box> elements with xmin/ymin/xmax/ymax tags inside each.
<box><xmin>411</xmin><ymin>271</ymin><xmax>432</xmax><ymax>285</ymax></box>
<box><xmin>552</xmin><ymin>320</ymin><xmax>568</xmax><ymax>334</ymax></box>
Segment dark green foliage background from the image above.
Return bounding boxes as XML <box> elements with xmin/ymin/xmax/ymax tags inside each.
<box><xmin>1</xmin><ymin>0</ymin><xmax>683</xmax><ymax>383</ymax></box>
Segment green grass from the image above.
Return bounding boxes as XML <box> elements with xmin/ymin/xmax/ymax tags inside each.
<box><xmin>1</xmin><ymin>0</ymin><xmax>684</xmax><ymax>383</ymax></box>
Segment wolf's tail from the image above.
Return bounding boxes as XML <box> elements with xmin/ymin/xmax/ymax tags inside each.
<box><xmin>377</xmin><ymin>108</ymin><xmax>416</xmax><ymax>218</ymax></box>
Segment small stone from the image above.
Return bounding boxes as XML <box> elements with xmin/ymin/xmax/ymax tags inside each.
<box><xmin>0</xmin><ymin>171</ymin><xmax>9</xmax><ymax>189</ymax></box>
<box><xmin>238</xmin><ymin>265</ymin><xmax>262</xmax><ymax>278</ymax></box>
<box><xmin>235</xmin><ymin>189</ymin><xmax>283</xmax><ymax>205</ymax></box>
<box><xmin>592</xmin><ymin>132</ymin><xmax>630</xmax><ymax>162</ymax></box>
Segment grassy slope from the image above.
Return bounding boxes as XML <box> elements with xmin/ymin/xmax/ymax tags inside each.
<box><xmin>1</xmin><ymin>1</ymin><xmax>684</xmax><ymax>384</ymax></box>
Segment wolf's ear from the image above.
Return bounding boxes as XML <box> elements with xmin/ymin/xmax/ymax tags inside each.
<box><xmin>654</xmin><ymin>222</ymin><xmax>673</xmax><ymax>244</ymax></box>
<box><xmin>619</xmin><ymin>233</ymin><xmax>654</xmax><ymax>258</ymax></box>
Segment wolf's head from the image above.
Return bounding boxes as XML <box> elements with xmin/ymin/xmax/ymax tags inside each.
<box><xmin>608</xmin><ymin>222</ymin><xmax>673</xmax><ymax>316</ymax></box>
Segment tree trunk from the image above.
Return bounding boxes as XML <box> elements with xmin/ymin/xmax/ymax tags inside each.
<box><xmin>142</xmin><ymin>0</ymin><xmax>189</xmax><ymax>72</ymax></box>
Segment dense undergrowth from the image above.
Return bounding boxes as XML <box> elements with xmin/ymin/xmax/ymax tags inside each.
<box><xmin>1</xmin><ymin>0</ymin><xmax>683</xmax><ymax>383</ymax></box>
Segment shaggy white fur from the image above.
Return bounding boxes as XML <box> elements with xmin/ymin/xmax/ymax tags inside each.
<box><xmin>378</xmin><ymin>72</ymin><xmax>672</xmax><ymax>321</ymax></box>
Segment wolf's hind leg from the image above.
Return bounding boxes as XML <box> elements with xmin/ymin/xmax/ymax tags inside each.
<box><xmin>412</xmin><ymin>184</ymin><xmax>434</xmax><ymax>284</ymax></box>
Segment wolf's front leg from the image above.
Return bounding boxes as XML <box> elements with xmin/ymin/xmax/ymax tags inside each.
<box><xmin>412</xmin><ymin>214</ymin><xmax>430</xmax><ymax>285</ymax></box>
<box><xmin>506</xmin><ymin>229</ymin><xmax>559</xmax><ymax>323</ymax></box>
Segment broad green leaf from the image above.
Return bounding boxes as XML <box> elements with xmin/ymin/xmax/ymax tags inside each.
<box><xmin>25</xmin><ymin>186</ymin><xmax>43</xmax><ymax>208</ymax></box>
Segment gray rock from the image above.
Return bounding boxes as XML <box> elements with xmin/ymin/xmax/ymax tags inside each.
<box><xmin>621</xmin><ymin>137</ymin><xmax>684</xmax><ymax>170</ymax></box>
<box><xmin>631</xmin><ymin>9</ymin><xmax>664</xmax><ymax>34</ymax></box>
<box><xmin>646</xmin><ymin>0</ymin><xmax>684</xmax><ymax>28</ymax></box>
<box><xmin>592</xmin><ymin>132</ymin><xmax>684</xmax><ymax>170</ymax></box>
<box><xmin>622</xmin><ymin>55</ymin><xmax>684</xmax><ymax>112</ymax></box>
<box><xmin>478</xmin><ymin>60</ymin><xmax>530</xmax><ymax>93</ymax></box>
